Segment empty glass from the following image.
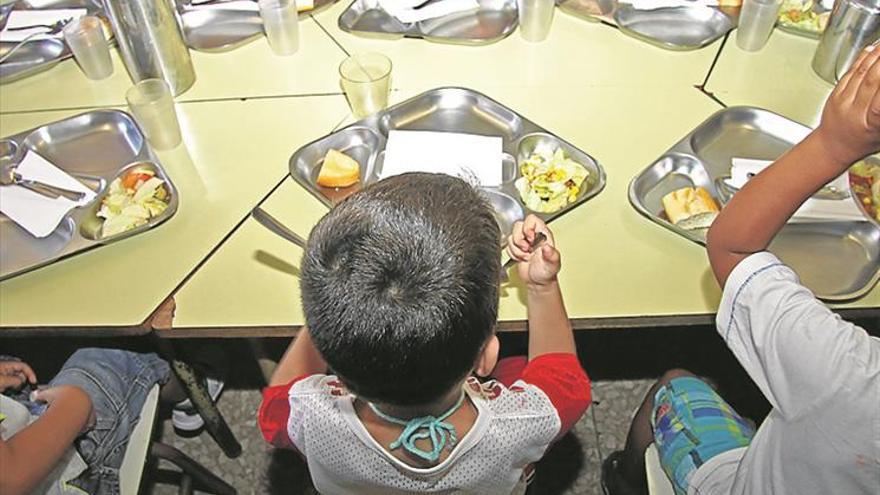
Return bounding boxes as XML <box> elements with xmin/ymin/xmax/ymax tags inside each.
<box><xmin>519</xmin><ymin>0</ymin><xmax>556</xmax><ymax>42</ymax></box>
<box><xmin>62</xmin><ymin>16</ymin><xmax>113</xmax><ymax>80</ymax></box>
<box><xmin>339</xmin><ymin>53</ymin><xmax>392</xmax><ymax>119</ymax></box>
<box><xmin>125</xmin><ymin>79</ymin><xmax>183</xmax><ymax>150</ymax></box>
<box><xmin>259</xmin><ymin>0</ymin><xmax>300</xmax><ymax>55</ymax></box>
<box><xmin>737</xmin><ymin>0</ymin><xmax>783</xmax><ymax>51</ymax></box>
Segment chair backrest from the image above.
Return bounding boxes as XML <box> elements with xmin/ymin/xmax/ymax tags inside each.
<box><xmin>645</xmin><ymin>443</ymin><xmax>676</xmax><ymax>495</ymax></box>
<box><xmin>119</xmin><ymin>385</ymin><xmax>160</xmax><ymax>495</ymax></box>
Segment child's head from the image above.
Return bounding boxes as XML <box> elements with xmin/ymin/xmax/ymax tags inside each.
<box><xmin>301</xmin><ymin>172</ymin><xmax>501</xmax><ymax>406</ymax></box>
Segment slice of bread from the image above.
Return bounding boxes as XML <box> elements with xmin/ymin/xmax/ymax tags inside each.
<box><xmin>662</xmin><ymin>187</ymin><xmax>720</xmax><ymax>230</ymax></box>
<box><xmin>317</xmin><ymin>149</ymin><xmax>360</xmax><ymax>188</ymax></box>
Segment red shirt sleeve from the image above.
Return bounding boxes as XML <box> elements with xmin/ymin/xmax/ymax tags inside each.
<box><xmin>258</xmin><ymin>374</ymin><xmax>313</xmax><ymax>450</ymax></box>
<box><xmin>520</xmin><ymin>353</ymin><xmax>591</xmax><ymax>438</ymax></box>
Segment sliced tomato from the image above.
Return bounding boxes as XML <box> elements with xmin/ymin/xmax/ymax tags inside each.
<box><xmin>122</xmin><ymin>171</ymin><xmax>154</xmax><ymax>190</ymax></box>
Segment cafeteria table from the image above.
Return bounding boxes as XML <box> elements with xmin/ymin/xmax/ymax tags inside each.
<box><xmin>1</xmin><ymin>2</ymin><xmax>877</xmax><ymax>458</ymax></box>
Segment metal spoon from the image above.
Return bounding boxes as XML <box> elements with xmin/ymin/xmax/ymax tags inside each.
<box><xmin>251</xmin><ymin>206</ymin><xmax>307</xmax><ymax>247</ymax></box>
<box><xmin>0</xmin><ymin>166</ymin><xmax>86</xmax><ymax>201</ymax></box>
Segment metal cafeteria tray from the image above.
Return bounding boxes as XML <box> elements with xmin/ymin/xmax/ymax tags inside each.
<box><xmin>0</xmin><ymin>110</ymin><xmax>179</xmax><ymax>281</ymax></box>
<box><xmin>289</xmin><ymin>87</ymin><xmax>606</xmax><ymax>242</ymax></box>
<box><xmin>338</xmin><ymin>0</ymin><xmax>517</xmax><ymax>45</ymax></box>
<box><xmin>558</xmin><ymin>0</ymin><xmax>738</xmax><ymax>51</ymax></box>
<box><xmin>629</xmin><ymin>106</ymin><xmax>880</xmax><ymax>301</ymax></box>
<box><xmin>178</xmin><ymin>0</ymin><xmax>337</xmax><ymax>52</ymax></box>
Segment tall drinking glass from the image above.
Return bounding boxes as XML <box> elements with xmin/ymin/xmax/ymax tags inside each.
<box><xmin>339</xmin><ymin>53</ymin><xmax>392</xmax><ymax>119</ymax></box>
<box><xmin>519</xmin><ymin>0</ymin><xmax>555</xmax><ymax>42</ymax></box>
<box><xmin>62</xmin><ymin>16</ymin><xmax>113</xmax><ymax>80</ymax></box>
<box><xmin>126</xmin><ymin>79</ymin><xmax>183</xmax><ymax>150</ymax></box>
<box><xmin>259</xmin><ymin>0</ymin><xmax>300</xmax><ymax>55</ymax></box>
<box><xmin>737</xmin><ymin>0</ymin><xmax>783</xmax><ymax>51</ymax></box>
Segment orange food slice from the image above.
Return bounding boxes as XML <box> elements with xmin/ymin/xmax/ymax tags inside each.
<box><xmin>317</xmin><ymin>149</ymin><xmax>360</xmax><ymax>188</ymax></box>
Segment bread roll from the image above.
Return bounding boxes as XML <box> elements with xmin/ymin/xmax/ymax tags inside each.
<box><xmin>662</xmin><ymin>187</ymin><xmax>720</xmax><ymax>230</ymax></box>
<box><xmin>317</xmin><ymin>149</ymin><xmax>360</xmax><ymax>188</ymax></box>
<box><xmin>717</xmin><ymin>0</ymin><xmax>742</xmax><ymax>6</ymax></box>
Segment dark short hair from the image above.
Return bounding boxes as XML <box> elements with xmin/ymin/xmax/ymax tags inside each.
<box><xmin>301</xmin><ymin>172</ymin><xmax>501</xmax><ymax>406</ymax></box>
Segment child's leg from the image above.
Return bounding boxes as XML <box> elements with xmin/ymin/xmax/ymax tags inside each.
<box><xmin>49</xmin><ymin>348</ymin><xmax>170</xmax><ymax>494</ymax></box>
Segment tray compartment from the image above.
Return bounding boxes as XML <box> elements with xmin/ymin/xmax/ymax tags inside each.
<box><xmin>289</xmin><ymin>126</ymin><xmax>384</xmax><ymax>206</ymax></box>
<box><xmin>629</xmin><ymin>106</ymin><xmax>880</xmax><ymax>300</ymax></box>
<box><xmin>23</xmin><ymin>111</ymin><xmax>146</xmax><ymax>176</ymax></box>
<box><xmin>480</xmin><ymin>188</ymin><xmax>524</xmax><ymax>240</ymax></box>
<box><xmin>614</xmin><ymin>5</ymin><xmax>733</xmax><ymax>51</ymax></box>
<box><xmin>0</xmin><ymin>38</ymin><xmax>69</xmax><ymax>84</ymax></box>
<box><xmin>377</xmin><ymin>89</ymin><xmax>524</xmax><ymax>142</ymax></box>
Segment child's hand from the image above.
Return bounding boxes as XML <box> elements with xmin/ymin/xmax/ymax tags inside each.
<box><xmin>32</xmin><ymin>386</ymin><xmax>96</xmax><ymax>434</ymax></box>
<box><xmin>815</xmin><ymin>42</ymin><xmax>880</xmax><ymax>168</ymax></box>
<box><xmin>507</xmin><ymin>215</ymin><xmax>560</xmax><ymax>287</ymax></box>
<box><xmin>0</xmin><ymin>361</ymin><xmax>37</xmax><ymax>393</ymax></box>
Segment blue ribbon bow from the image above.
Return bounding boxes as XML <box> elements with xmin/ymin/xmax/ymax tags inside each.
<box><xmin>369</xmin><ymin>392</ymin><xmax>466</xmax><ymax>462</ymax></box>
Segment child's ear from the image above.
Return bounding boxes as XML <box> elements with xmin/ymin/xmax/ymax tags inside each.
<box><xmin>474</xmin><ymin>335</ymin><xmax>500</xmax><ymax>378</ymax></box>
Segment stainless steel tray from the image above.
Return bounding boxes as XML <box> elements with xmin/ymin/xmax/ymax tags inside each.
<box><xmin>0</xmin><ymin>110</ymin><xmax>179</xmax><ymax>281</ymax></box>
<box><xmin>629</xmin><ymin>106</ymin><xmax>880</xmax><ymax>301</ymax></box>
<box><xmin>289</xmin><ymin>87</ymin><xmax>606</xmax><ymax>242</ymax></box>
<box><xmin>178</xmin><ymin>0</ymin><xmax>337</xmax><ymax>52</ymax></box>
<box><xmin>337</xmin><ymin>0</ymin><xmax>517</xmax><ymax>45</ymax></box>
<box><xmin>558</xmin><ymin>0</ymin><xmax>738</xmax><ymax>50</ymax></box>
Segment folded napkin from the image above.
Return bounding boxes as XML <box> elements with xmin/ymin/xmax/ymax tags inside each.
<box><xmin>0</xmin><ymin>9</ymin><xmax>86</xmax><ymax>42</ymax></box>
<box><xmin>0</xmin><ymin>150</ymin><xmax>96</xmax><ymax>238</ymax></box>
<box><xmin>621</xmin><ymin>0</ymin><xmax>717</xmax><ymax>10</ymax></box>
<box><xmin>381</xmin><ymin>130</ymin><xmax>503</xmax><ymax>186</ymax></box>
<box><xmin>189</xmin><ymin>0</ymin><xmax>316</xmax><ymax>12</ymax></box>
<box><xmin>378</xmin><ymin>0</ymin><xmax>480</xmax><ymax>24</ymax></box>
<box><xmin>728</xmin><ymin>157</ymin><xmax>865</xmax><ymax>223</ymax></box>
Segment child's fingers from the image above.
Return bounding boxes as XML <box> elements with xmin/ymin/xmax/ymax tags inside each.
<box><xmin>841</xmin><ymin>45</ymin><xmax>880</xmax><ymax>104</ymax></box>
<box><xmin>540</xmin><ymin>244</ymin><xmax>560</xmax><ymax>267</ymax></box>
<box><xmin>854</xmin><ymin>53</ymin><xmax>880</xmax><ymax>118</ymax></box>
<box><xmin>522</xmin><ymin>214</ymin><xmax>554</xmax><ymax>247</ymax></box>
<box><xmin>510</xmin><ymin>221</ymin><xmax>530</xmax><ymax>251</ymax></box>
<box><xmin>15</xmin><ymin>362</ymin><xmax>37</xmax><ymax>384</ymax></box>
<box><xmin>507</xmin><ymin>238</ymin><xmax>530</xmax><ymax>261</ymax></box>
<box><xmin>870</xmin><ymin>85</ymin><xmax>880</xmax><ymax>129</ymax></box>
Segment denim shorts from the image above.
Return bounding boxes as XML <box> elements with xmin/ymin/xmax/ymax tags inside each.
<box><xmin>48</xmin><ymin>348</ymin><xmax>170</xmax><ymax>495</ymax></box>
<box><xmin>652</xmin><ymin>376</ymin><xmax>755</xmax><ymax>495</ymax></box>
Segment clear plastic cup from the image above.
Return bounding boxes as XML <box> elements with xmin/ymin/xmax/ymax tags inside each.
<box><xmin>519</xmin><ymin>0</ymin><xmax>555</xmax><ymax>42</ymax></box>
<box><xmin>736</xmin><ymin>0</ymin><xmax>783</xmax><ymax>52</ymax></box>
<box><xmin>259</xmin><ymin>0</ymin><xmax>300</xmax><ymax>55</ymax></box>
<box><xmin>339</xmin><ymin>53</ymin><xmax>392</xmax><ymax>119</ymax></box>
<box><xmin>125</xmin><ymin>79</ymin><xmax>183</xmax><ymax>150</ymax></box>
<box><xmin>62</xmin><ymin>16</ymin><xmax>113</xmax><ymax>80</ymax></box>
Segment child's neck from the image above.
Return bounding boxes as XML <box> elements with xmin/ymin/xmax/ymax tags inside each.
<box><xmin>371</xmin><ymin>383</ymin><xmax>466</xmax><ymax>419</ymax></box>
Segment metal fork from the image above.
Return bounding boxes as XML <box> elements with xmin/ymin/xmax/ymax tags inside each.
<box><xmin>0</xmin><ymin>18</ymin><xmax>72</xmax><ymax>65</ymax></box>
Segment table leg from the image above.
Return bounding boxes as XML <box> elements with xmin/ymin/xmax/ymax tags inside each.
<box><xmin>154</xmin><ymin>338</ymin><xmax>243</xmax><ymax>459</ymax></box>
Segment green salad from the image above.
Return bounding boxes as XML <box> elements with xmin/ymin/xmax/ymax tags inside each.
<box><xmin>515</xmin><ymin>146</ymin><xmax>589</xmax><ymax>213</ymax></box>
<box><xmin>778</xmin><ymin>0</ymin><xmax>830</xmax><ymax>35</ymax></box>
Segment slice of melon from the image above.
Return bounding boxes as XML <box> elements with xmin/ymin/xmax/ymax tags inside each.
<box><xmin>317</xmin><ymin>149</ymin><xmax>360</xmax><ymax>188</ymax></box>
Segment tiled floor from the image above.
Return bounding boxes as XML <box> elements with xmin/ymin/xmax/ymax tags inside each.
<box><xmin>145</xmin><ymin>379</ymin><xmax>655</xmax><ymax>495</ymax></box>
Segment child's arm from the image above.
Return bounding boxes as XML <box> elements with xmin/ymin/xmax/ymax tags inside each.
<box><xmin>269</xmin><ymin>327</ymin><xmax>328</xmax><ymax>386</ymax></box>
<box><xmin>0</xmin><ymin>386</ymin><xmax>93</xmax><ymax>495</ymax></box>
<box><xmin>508</xmin><ymin>215</ymin><xmax>576</xmax><ymax>360</ymax></box>
<box><xmin>707</xmin><ymin>44</ymin><xmax>880</xmax><ymax>286</ymax></box>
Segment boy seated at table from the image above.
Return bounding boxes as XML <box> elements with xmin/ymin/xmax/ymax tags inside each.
<box><xmin>602</xmin><ymin>44</ymin><xmax>880</xmax><ymax>495</ymax></box>
<box><xmin>259</xmin><ymin>173</ymin><xmax>591</xmax><ymax>494</ymax></box>
<box><xmin>0</xmin><ymin>349</ymin><xmax>174</xmax><ymax>495</ymax></box>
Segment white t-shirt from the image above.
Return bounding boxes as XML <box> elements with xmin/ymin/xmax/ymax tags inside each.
<box><xmin>285</xmin><ymin>375</ymin><xmax>560</xmax><ymax>495</ymax></box>
<box><xmin>689</xmin><ymin>252</ymin><xmax>880</xmax><ymax>495</ymax></box>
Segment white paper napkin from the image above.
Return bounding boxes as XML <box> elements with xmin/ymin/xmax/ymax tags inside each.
<box><xmin>381</xmin><ymin>130</ymin><xmax>503</xmax><ymax>186</ymax></box>
<box><xmin>189</xmin><ymin>0</ymin><xmax>316</xmax><ymax>12</ymax></box>
<box><xmin>0</xmin><ymin>9</ymin><xmax>86</xmax><ymax>42</ymax></box>
<box><xmin>728</xmin><ymin>157</ymin><xmax>864</xmax><ymax>223</ymax></box>
<box><xmin>0</xmin><ymin>151</ymin><xmax>96</xmax><ymax>238</ymax></box>
<box><xmin>621</xmin><ymin>0</ymin><xmax>717</xmax><ymax>10</ymax></box>
<box><xmin>378</xmin><ymin>0</ymin><xmax>479</xmax><ymax>24</ymax></box>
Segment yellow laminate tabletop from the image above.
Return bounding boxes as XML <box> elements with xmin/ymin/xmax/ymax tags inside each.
<box><xmin>0</xmin><ymin>95</ymin><xmax>349</xmax><ymax>330</ymax></box>
<box><xmin>169</xmin><ymin>81</ymin><xmax>877</xmax><ymax>337</ymax></box>
<box><xmin>311</xmin><ymin>1</ymin><xmax>723</xmax><ymax>94</ymax></box>
<box><xmin>0</xmin><ymin>16</ymin><xmax>348</xmax><ymax>114</ymax></box>
<box><xmin>705</xmin><ymin>29</ymin><xmax>833</xmax><ymax>127</ymax></box>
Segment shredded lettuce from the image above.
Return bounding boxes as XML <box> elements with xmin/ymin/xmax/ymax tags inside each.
<box><xmin>98</xmin><ymin>172</ymin><xmax>168</xmax><ymax>238</ymax></box>
<box><xmin>515</xmin><ymin>146</ymin><xmax>589</xmax><ymax>213</ymax></box>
